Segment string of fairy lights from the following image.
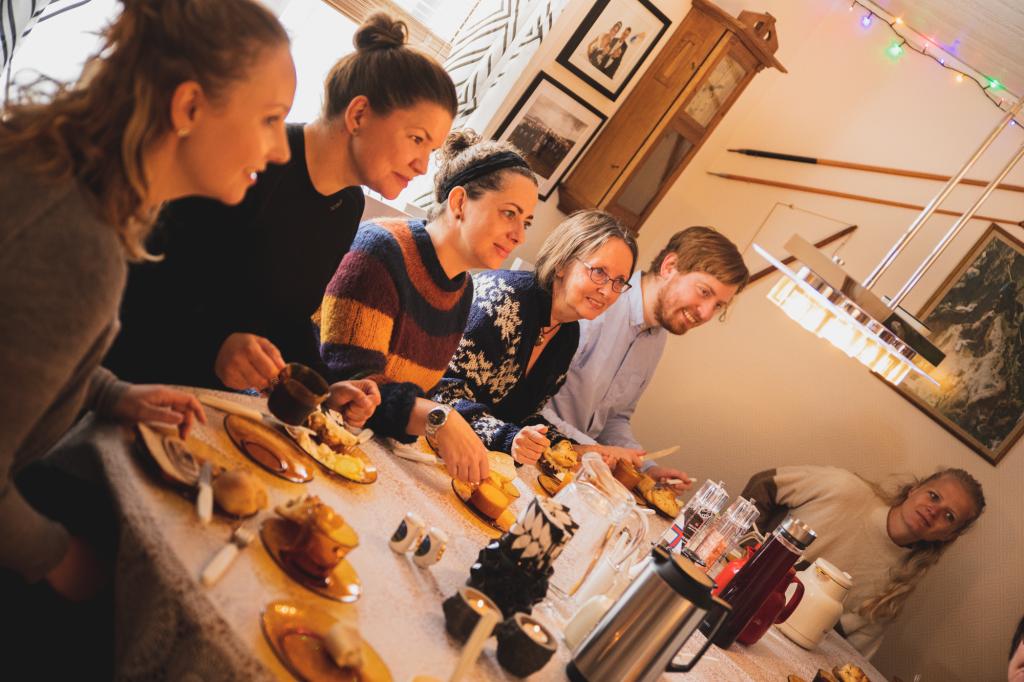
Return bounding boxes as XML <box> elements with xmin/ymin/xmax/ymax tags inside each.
<box><xmin>847</xmin><ymin>0</ymin><xmax>1021</xmax><ymax>128</ymax></box>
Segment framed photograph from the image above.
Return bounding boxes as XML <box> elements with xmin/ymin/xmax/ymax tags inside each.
<box><xmin>493</xmin><ymin>72</ymin><xmax>607</xmax><ymax>200</ymax></box>
<box><xmin>887</xmin><ymin>224</ymin><xmax>1024</xmax><ymax>465</ymax></box>
<box><xmin>556</xmin><ymin>0</ymin><xmax>670</xmax><ymax>101</ymax></box>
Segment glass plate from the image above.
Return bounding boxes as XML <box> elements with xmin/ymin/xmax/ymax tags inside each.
<box><xmin>223</xmin><ymin>415</ymin><xmax>314</xmax><ymax>483</ymax></box>
<box><xmin>261</xmin><ymin>600</ymin><xmax>391</xmax><ymax>681</ymax></box>
<box><xmin>261</xmin><ymin>518</ymin><xmax>361</xmax><ymax>602</ymax></box>
<box><xmin>449</xmin><ymin>482</ymin><xmax>504</xmax><ymax>538</ymax></box>
<box><xmin>283</xmin><ymin>425</ymin><xmax>378</xmax><ymax>484</ymax></box>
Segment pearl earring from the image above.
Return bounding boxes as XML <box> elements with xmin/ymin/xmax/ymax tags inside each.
<box><xmin>177</xmin><ymin>128</ymin><xmax>190</xmax><ymax>138</ymax></box>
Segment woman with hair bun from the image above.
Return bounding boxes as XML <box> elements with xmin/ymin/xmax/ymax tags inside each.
<box><xmin>0</xmin><ymin>0</ymin><xmax>292</xmax><ymax>597</ymax></box>
<box><xmin>106</xmin><ymin>13</ymin><xmax>458</xmax><ymax>427</ymax></box>
<box><xmin>316</xmin><ymin>130</ymin><xmax>538</xmax><ymax>484</ymax></box>
<box><xmin>743</xmin><ymin>465</ymin><xmax>986</xmax><ymax>656</ymax></box>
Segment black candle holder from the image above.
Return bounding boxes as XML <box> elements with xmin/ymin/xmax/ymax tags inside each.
<box><xmin>442</xmin><ymin>587</ymin><xmax>500</xmax><ymax>644</ymax></box>
<box><xmin>495</xmin><ymin>613</ymin><xmax>557</xmax><ymax>677</ymax></box>
<box><xmin>465</xmin><ymin>496</ymin><xmax>578</xmax><ymax>619</ymax></box>
<box><xmin>467</xmin><ymin>539</ymin><xmax>554</xmax><ymax>619</ymax></box>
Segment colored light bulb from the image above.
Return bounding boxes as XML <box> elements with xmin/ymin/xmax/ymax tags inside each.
<box><xmin>860</xmin><ymin>13</ymin><xmax>872</xmax><ymax>27</ymax></box>
<box><xmin>887</xmin><ymin>42</ymin><xmax>904</xmax><ymax>58</ymax></box>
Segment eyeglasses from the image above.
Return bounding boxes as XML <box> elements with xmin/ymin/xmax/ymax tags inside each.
<box><xmin>576</xmin><ymin>258</ymin><xmax>632</xmax><ymax>293</ymax></box>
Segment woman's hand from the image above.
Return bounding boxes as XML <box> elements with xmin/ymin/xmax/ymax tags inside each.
<box><xmin>646</xmin><ymin>465</ymin><xmax>693</xmax><ymax>491</ymax></box>
<box><xmin>512</xmin><ymin>425</ymin><xmax>549</xmax><ymax>465</ymax></box>
<box><xmin>434</xmin><ymin>410</ymin><xmax>490</xmax><ymax>484</ymax></box>
<box><xmin>46</xmin><ymin>536</ymin><xmax>109</xmax><ymax>602</ymax></box>
<box><xmin>327</xmin><ymin>380</ymin><xmax>381</xmax><ymax>428</ymax></box>
<box><xmin>111</xmin><ymin>384</ymin><xmax>206</xmax><ymax>439</ymax></box>
<box><xmin>214</xmin><ymin>333</ymin><xmax>286</xmax><ymax>390</ymax></box>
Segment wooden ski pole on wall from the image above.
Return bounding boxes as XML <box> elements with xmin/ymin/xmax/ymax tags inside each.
<box><xmin>728</xmin><ymin>148</ymin><xmax>1024</xmax><ymax>194</ymax></box>
<box><xmin>707</xmin><ymin>172</ymin><xmax>1024</xmax><ymax>227</ymax></box>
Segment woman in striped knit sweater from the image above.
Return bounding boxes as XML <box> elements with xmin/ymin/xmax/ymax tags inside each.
<box><xmin>315</xmin><ymin>130</ymin><xmax>538</xmax><ymax>483</ymax></box>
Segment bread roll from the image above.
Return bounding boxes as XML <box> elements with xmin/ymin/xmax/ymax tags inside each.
<box><xmin>212</xmin><ymin>468</ymin><xmax>268</xmax><ymax>516</ymax></box>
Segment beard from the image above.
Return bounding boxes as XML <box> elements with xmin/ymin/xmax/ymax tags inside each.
<box><xmin>654</xmin><ymin>288</ymin><xmax>689</xmax><ymax>336</ymax></box>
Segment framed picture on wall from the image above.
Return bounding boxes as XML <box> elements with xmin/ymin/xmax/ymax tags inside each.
<box><xmin>885</xmin><ymin>224</ymin><xmax>1024</xmax><ymax>465</ymax></box>
<box><xmin>493</xmin><ymin>72</ymin><xmax>607</xmax><ymax>200</ymax></box>
<box><xmin>556</xmin><ymin>0</ymin><xmax>670</xmax><ymax>101</ymax></box>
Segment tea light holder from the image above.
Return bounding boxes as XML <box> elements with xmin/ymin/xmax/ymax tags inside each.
<box><xmin>495</xmin><ymin>613</ymin><xmax>557</xmax><ymax>677</ymax></box>
<box><xmin>442</xmin><ymin>587</ymin><xmax>500</xmax><ymax>644</ymax></box>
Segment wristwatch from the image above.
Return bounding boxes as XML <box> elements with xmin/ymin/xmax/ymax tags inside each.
<box><xmin>424</xmin><ymin>404</ymin><xmax>452</xmax><ymax>441</ymax></box>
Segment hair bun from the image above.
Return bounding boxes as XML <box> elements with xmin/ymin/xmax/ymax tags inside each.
<box><xmin>354</xmin><ymin>12</ymin><xmax>408</xmax><ymax>51</ymax></box>
<box><xmin>437</xmin><ymin>129</ymin><xmax>483</xmax><ymax>165</ymax></box>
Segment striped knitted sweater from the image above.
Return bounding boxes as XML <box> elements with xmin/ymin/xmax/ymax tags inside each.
<box><xmin>432</xmin><ymin>270</ymin><xmax>578</xmax><ymax>453</ymax></box>
<box><xmin>314</xmin><ymin>218</ymin><xmax>473</xmax><ymax>441</ymax></box>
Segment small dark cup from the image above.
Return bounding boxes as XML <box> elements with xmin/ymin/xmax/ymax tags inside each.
<box><xmin>266</xmin><ymin>363</ymin><xmax>329</xmax><ymax>426</ymax></box>
<box><xmin>442</xmin><ymin>587</ymin><xmax>500</xmax><ymax>644</ymax></box>
<box><xmin>495</xmin><ymin>613</ymin><xmax>557</xmax><ymax>677</ymax></box>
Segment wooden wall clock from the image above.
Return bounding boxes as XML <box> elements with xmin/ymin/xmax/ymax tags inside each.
<box><xmin>557</xmin><ymin>0</ymin><xmax>786</xmax><ymax>232</ymax></box>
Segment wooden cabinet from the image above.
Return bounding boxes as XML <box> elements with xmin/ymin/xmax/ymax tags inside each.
<box><xmin>557</xmin><ymin>0</ymin><xmax>785</xmax><ymax>231</ymax></box>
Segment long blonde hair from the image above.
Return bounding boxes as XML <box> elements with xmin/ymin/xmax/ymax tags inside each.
<box><xmin>858</xmin><ymin>468</ymin><xmax>985</xmax><ymax>622</ymax></box>
<box><xmin>0</xmin><ymin>0</ymin><xmax>288</xmax><ymax>259</ymax></box>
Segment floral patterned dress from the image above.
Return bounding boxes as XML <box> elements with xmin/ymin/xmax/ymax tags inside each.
<box><xmin>432</xmin><ymin>270</ymin><xmax>579</xmax><ymax>453</ymax></box>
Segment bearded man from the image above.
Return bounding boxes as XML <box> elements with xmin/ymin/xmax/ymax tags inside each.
<box><xmin>542</xmin><ymin>226</ymin><xmax>749</xmax><ymax>487</ymax></box>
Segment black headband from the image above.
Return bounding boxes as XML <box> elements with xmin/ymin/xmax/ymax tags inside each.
<box><xmin>439</xmin><ymin>151</ymin><xmax>531</xmax><ymax>201</ymax></box>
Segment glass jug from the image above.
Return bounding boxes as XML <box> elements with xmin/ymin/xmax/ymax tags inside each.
<box><xmin>548</xmin><ymin>453</ymin><xmax>649</xmax><ymax>612</ymax></box>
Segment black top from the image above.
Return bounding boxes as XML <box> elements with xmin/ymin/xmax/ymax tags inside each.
<box><xmin>431</xmin><ymin>270</ymin><xmax>578</xmax><ymax>453</ymax></box>
<box><xmin>104</xmin><ymin>124</ymin><xmax>365</xmax><ymax>388</ymax></box>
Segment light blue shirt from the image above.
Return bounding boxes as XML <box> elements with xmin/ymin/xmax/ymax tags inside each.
<box><xmin>542</xmin><ymin>270</ymin><xmax>667</xmax><ymax>449</ymax></box>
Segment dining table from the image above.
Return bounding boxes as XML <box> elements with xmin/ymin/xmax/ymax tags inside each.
<box><xmin>47</xmin><ymin>386</ymin><xmax>886</xmax><ymax>682</ymax></box>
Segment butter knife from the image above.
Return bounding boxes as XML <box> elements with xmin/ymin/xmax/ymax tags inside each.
<box><xmin>197</xmin><ymin>461</ymin><xmax>213</xmax><ymax>525</ymax></box>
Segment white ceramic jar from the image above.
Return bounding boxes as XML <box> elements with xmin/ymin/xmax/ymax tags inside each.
<box><xmin>776</xmin><ymin>557</ymin><xmax>853</xmax><ymax>649</ymax></box>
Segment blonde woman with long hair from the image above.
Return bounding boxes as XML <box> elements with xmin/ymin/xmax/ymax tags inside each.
<box><xmin>106</xmin><ymin>13</ymin><xmax>458</xmax><ymax>420</ymax></box>
<box><xmin>0</xmin><ymin>0</ymin><xmax>295</xmax><ymax>602</ymax></box>
<box><xmin>743</xmin><ymin>465</ymin><xmax>985</xmax><ymax>656</ymax></box>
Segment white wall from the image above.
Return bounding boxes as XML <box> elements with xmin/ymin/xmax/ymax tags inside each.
<box><xmin>496</xmin><ymin>1</ymin><xmax>1024</xmax><ymax>680</ymax></box>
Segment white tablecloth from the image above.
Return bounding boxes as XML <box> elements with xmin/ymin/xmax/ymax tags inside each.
<box><xmin>54</xmin><ymin>388</ymin><xmax>885</xmax><ymax>681</ymax></box>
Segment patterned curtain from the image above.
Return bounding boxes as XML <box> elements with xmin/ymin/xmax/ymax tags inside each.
<box><xmin>444</xmin><ymin>0</ymin><xmax>568</xmax><ymax>129</ymax></box>
<box><xmin>1</xmin><ymin>0</ymin><xmax>61</xmax><ymax>75</ymax></box>
<box><xmin>404</xmin><ymin>0</ymin><xmax>566</xmax><ymax>210</ymax></box>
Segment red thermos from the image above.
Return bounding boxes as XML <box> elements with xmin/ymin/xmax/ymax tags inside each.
<box><xmin>736</xmin><ymin>566</ymin><xmax>805</xmax><ymax>645</ymax></box>
<box><xmin>703</xmin><ymin>515</ymin><xmax>816</xmax><ymax>648</ymax></box>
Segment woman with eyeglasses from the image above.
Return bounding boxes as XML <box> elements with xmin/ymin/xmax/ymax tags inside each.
<box><xmin>432</xmin><ymin>210</ymin><xmax>637</xmax><ymax>464</ymax></box>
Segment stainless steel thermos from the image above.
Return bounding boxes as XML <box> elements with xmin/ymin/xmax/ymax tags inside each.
<box><xmin>567</xmin><ymin>546</ymin><xmax>731</xmax><ymax>682</ymax></box>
